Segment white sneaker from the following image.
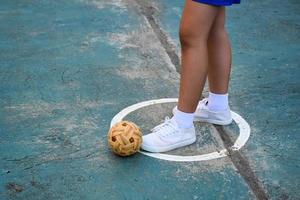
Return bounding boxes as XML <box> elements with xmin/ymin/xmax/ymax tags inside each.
<box><xmin>141</xmin><ymin>116</ymin><xmax>196</xmax><ymax>153</ymax></box>
<box><xmin>172</xmin><ymin>98</ymin><xmax>232</xmax><ymax>125</ymax></box>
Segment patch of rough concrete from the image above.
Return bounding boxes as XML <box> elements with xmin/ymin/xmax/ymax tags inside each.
<box><xmin>114</xmin><ymin>66</ymin><xmax>179</xmax><ymax>96</ymax></box>
<box><xmin>220</xmin><ymin>122</ymin><xmax>240</xmax><ymax>143</ymax></box>
<box><xmin>81</xmin><ymin>0</ymin><xmax>127</xmax><ymax>10</ymax></box>
<box><xmin>107</xmin><ymin>25</ymin><xmax>177</xmax><ymax>73</ymax></box>
<box><xmin>169</xmin><ymin>157</ymin><xmax>235</xmax><ymax>178</ymax></box>
<box><xmin>3</xmin><ymin>99</ymin><xmax>112</xmax><ymax>122</ymax></box>
<box><xmin>3</xmin><ymin>146</ymin><xmax>101</xmax><ymax>171</ymax></box>
<box><xmin>2</xmin><ymin>109</ymin><xmax>106</xmax><ymax>171</ymax></box>
<box><xmin>115</xmin><ymin>67</ymin><xmax>174</xmax><ymax>80</ymax></box>
<box><xmin>1</xmin><ymin>99</ymin><xmax>109</xmax><ymax>170</ymax></box>
<box><xmin>79</xmin><ymin>32</ymin><xmax>106</xmax><ymax>52</ymax></box>
<box><xmin>105</xmin><ymin>22</ymin><xmax>182</xmax><ymax>93</ymax></box>
<box><xmin>79</xmin><ymin>0</ymin><xmax>178</xmax><ymax>74</ymax></box>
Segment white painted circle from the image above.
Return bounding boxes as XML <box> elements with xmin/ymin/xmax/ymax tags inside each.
<box><xmin>110</xmin><ymin>98</ymin><xmax>250</xmax><ymax>162</ymax></box>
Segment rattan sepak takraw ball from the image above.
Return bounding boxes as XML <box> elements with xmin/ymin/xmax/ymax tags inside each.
<box><xmin>107</xmin><ymin>121</ymin><xmax>142</xmax><ymax>156</ymax></box>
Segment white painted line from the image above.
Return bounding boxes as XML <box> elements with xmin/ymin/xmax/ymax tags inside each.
<box><xmin>139</xmin><ymin>149</ymin><xmax>228</xmax><ymax>162</ymax></box>
<box><xmin>231</xmin><ymin>111</ymin><xmax>251</xmax><ymax>151</ymax></box>
<box><xmin>110</xmin><ymin>98</ymin><xmax>251</xmax><ymax>162</ymax></box>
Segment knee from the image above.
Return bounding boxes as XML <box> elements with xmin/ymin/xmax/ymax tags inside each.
<box><xmin>179</xmin><ymin>24</ymin><xmax>207</xmax><ymax>49</ymax></box>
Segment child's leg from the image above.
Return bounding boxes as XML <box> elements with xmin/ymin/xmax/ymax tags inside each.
<box><xmin>177</xmin><ymin>1</ymin><xmax>221</xmax><ymax>113</ymax></box>
<box><xmin>206</xmin><ymin>7</ymin><xmax>231</xmax><ymax>111</ymax></box>
<box><xmin>141</xmin><ymin>1</ymin><xmax>224</xmax><ymax>153</ymax></box>
<box><xmin>207</xmin><ymin>7</ymin><xmax>231</xmax><ymax>94</ymax></box>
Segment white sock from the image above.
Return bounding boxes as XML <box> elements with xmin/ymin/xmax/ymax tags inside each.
<box><xmin>171</xmin><ymin>107</ymin><xmax>194</xmax><ymax>129</ymax></box>
<box><xmin>208</xmin><ymin>92</ymin><xmax>229</xmax><ymax>111</ymax></box>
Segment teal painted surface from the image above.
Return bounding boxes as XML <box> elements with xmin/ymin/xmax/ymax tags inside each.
<box><xmin>228</xmin><ymin>1</ymin><xmax>300</xmax><ymax>198</ymax></box>
<box><xmin>1</xmin><ymin>0</ymin><xmax>299</xmax><ymax>199</ymax></box>
<box><xmin>157</xmin><ymin>0</ymin><xmax>300</xmax><ymax>199</ymax></box>
<box><xmin>0</xmin><ymin>0</ymin><xmax>253</xmax><ymax>199</ymax></box>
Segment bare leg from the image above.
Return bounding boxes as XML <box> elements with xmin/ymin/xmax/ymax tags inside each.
<box><xmin>207</xmin><ymin>7</ymin><xmax>232</xmax><ymax>94</ymax></box>
<box><xmin>177</xmin><ymin>1</ymin><xmax>221</xmax><ymax>113</ymax></box>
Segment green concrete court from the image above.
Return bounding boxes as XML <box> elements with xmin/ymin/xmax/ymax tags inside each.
<box><xmin>0</xmin><ymin>0</ymin><xmax>299</xmax><ymax>199</ymax></box>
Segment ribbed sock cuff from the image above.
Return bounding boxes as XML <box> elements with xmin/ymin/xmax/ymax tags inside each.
<box><xmin>208</xmin><ymin>92</ymin><xmax>229</xmax><ymax>111</ymax></box>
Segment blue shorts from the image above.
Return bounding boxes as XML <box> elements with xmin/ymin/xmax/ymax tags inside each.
<box><xmin>193</xmin><ymin>0</ymin><xmax>241</xmax><ymax>6</ymax></box>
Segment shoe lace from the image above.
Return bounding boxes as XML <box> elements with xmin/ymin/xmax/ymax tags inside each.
<box><xmin>151</xmin><ymin>116</ymin><xmax>177</xmax><ymax>137</ymax></box>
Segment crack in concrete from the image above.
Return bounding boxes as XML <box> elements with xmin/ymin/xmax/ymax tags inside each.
<box><xmin>215</xmin><ymin>126</ymin><xmax>269</xmax><ymax>200</ymax></box>
<box><xmin>4</xmin><ymin>149</ymin><xmax>99</xmax><ymax>171</ymax></box>
<box><xmin>130</xmin><ymin>0</ymin><xmax>181</xmax><ymax>72</ymax></box>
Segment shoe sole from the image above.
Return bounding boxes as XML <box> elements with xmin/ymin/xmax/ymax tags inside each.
<box><xmin>193</xmin><ymin>116</ymin><xmax>233</xmax><ymax>126</ymax></box>
<box><xmin>141</xmin><ymin>136</ymin><xmax>196</xmax><ymax>153</ymax></box>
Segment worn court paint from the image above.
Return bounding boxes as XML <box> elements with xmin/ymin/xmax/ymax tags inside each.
<box><xmin>0</xmin><ymin>0</ymin><xmax>256</xmax><ymax>199</ymax></box>
<box><xmin>155</xmin><ymin>0</ymin><xmax>300</xmax><ymax>199</ymax></box>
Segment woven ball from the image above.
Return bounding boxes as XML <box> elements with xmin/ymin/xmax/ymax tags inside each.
<box><xmin>107</xmin><ymin>121</ymin><xmax>142</xmax><ymax>156</ymax></box>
